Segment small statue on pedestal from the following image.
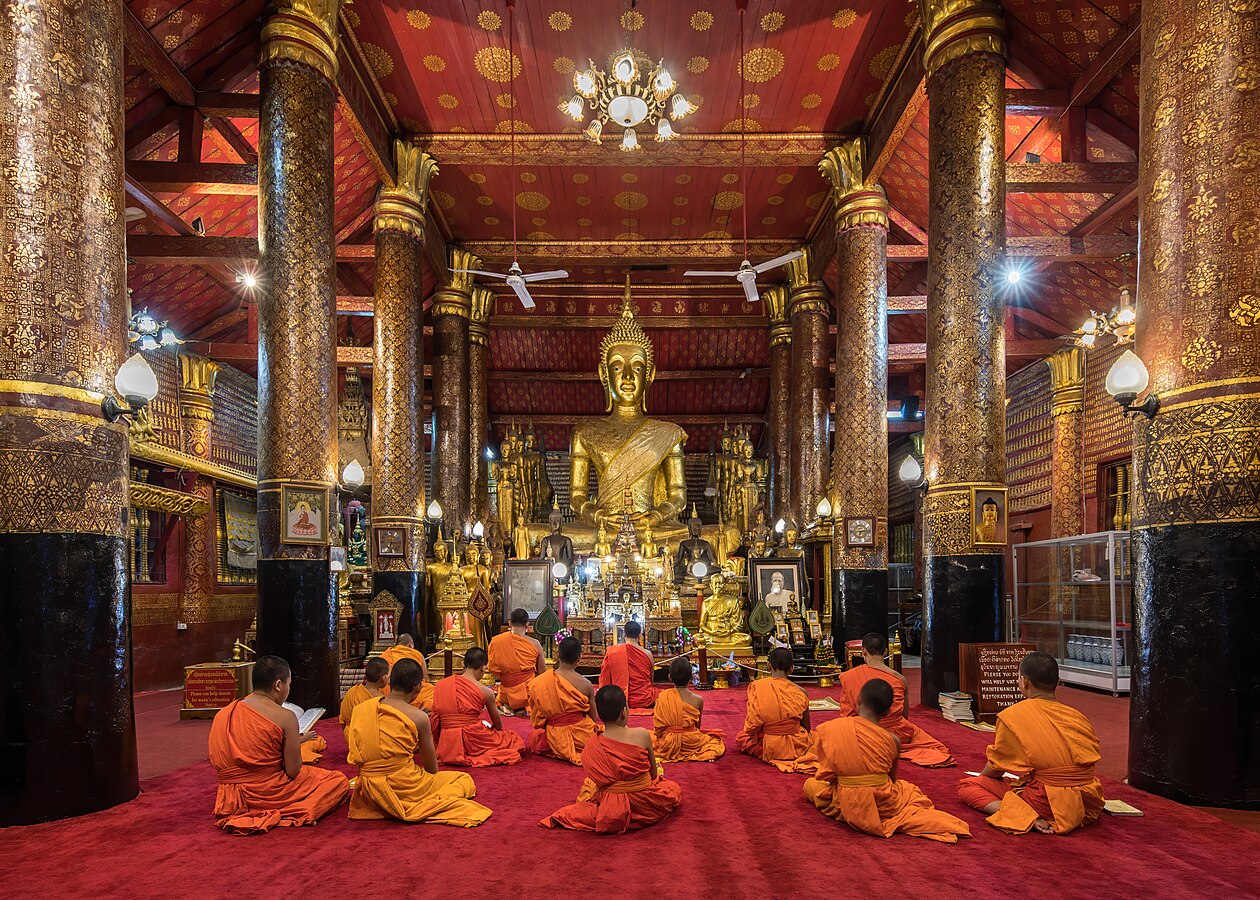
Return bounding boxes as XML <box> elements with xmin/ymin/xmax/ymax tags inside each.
<box><xmin>674</xmin><ymin>505</ymin><xmax>717</xmax><ymax>583</ymax></box>
<box><xmin>538</xmin><ymin>500</ymin><xmax>575</xmax><ymax>583</ymax></box>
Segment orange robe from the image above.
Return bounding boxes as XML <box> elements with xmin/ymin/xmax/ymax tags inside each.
<box><xmin>527</xmin><ymin>670</ymin><xmax>600</xmax><ymax>765</ymax></box>
<box><xmin>599</xmin><ymin>643</ymin><xmax>658</xmax><ymax>711</ymax></box>
<box><xmin>652</xmin><ymin>689</ymin><xmax>725</xmax><ymax>763</ymax></box>
<box><xmin>540</xmin><ymin>734</ymin><xmax>682</xmax><ymax>834</ymax></box>
<box><xmin>338</xmin><ymin>683</ymin><xmax>377</xmax><ymax>731</ymax></box>
<box><xmin>346</xmin><ymin>698</ymin><xmax>491</xmax><ymax>826</ymax></box>
<box><xmin>957</xmin><ymin>697</ymin><xmax>1105</xmax><ymax>835</ymax></box>
<box><xmin>802</xmin><ymin>717</ymin><xmax>971</xmax><ymax>843</ymax></box>
<box><xmin>837</xmin><ymin>666</ymin><xmax>954</xmax><ymax>767</ymax></box>
<box><xmin>736</xmin><ymin>678</ymin><xmax>816</xmax><ymax>773</ymax></box>
<box><xmin>487</xmin><ymin>632</ymin><xmax>540</xmax><ymax>711</ymax></box>
<box><xmin>380</xmin><ymin>646</ymin><xmax>435</xmax><ymax>712</ymax></box>
<box><xmin>300</xmin><ymin>735</ymin><xmax>327</xmax><ymax>765</ymax></box>
<box><xmin>208</xmin><ymin>700</ymin><xmax>349</xmax><ymax>834</ymax></box>
<box><xmin>431</xmin><ymin>675</ymin><xmax>525</xmax><ymax>767</ymax></box>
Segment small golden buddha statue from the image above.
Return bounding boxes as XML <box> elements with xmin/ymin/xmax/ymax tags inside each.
<box><xmin>640</xmin><ymin>522</ymin><xmax>658</xmax><ymax>560</ymax></box>
<box><xmin>700</xmin><ymin>574</ymin><xmax>752</xmax><ymax>652</ymax></box>
<box><xmin>426</xmin><ymin>534</ymin><xmax>458</xmax><ymax>612</ymax></box>
<box><xmin>593</xmin><ymin>521</ymin><xmax>613</xmax><ymax>560</ymax></box>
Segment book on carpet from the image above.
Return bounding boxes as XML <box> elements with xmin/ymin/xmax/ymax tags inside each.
<box><xmin>283</xmin><ymin>702</ymin><xmax>325</xmax><ymax>734</ymax></box>
<box><xmin>938</xmin><ymin>691</ymin><xmax>974</xmax><ymax>723</ymax></box>
<box><xmin>1104</xmin><ymin>799</ymin><xmax>1144</xmax><ymax>816</ymax></box>
<box><xmin>808</xmin><ymin>697</ymin><xmax>843</xmax><ymax>711</ymax></box>
<box><xmin>959</xmin><ymin>721</ymin><xmax>996</xmax><ymax>732</ymax></box>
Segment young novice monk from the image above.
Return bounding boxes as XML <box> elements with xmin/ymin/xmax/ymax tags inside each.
<box><xmin>347</xmin><ymin>658</ymin><xmax>491</xmax><ymax>826</ymax></box>
<box><xmin>736</xmin><ymin>647</ymin><xmax>815</xmax><ymax>773</ymax></box>
<box><xmin>541</xmin><ymin>685</ymin><xmax>682</xmax><ymax>834</ymax></box>
<box><xmin>339</xmin><ymin>656</ymin><xmax>389</xmax><ymax>733</ymax></box>
<box><xmin>488</xmin><ymin>608</ymin><xmax>545</xmax><ymax>715</ymax></box>
<box><xmin>653</xmin><ymin>657</ymin><xmax>725</xmax><ymax>763</ymax></box>
<box><xmin>599</xmin><ymin>620</ymin><xmax>659</xmax><ymax>711</ymax></box>
<box><xmin>431</xmin><ymin>647</ymin><xmax>525</xmax><ymax>767</ymax></box>
<box><xmin>380</xmin><ymin>634</ymin><xmax>435</xmax><ymax>712</ymax></box>
<box><xmin>528</xmin><ymin>636</ymin><xmax>600</xmax><ymax>765</ymax></box>
<box><xmin>836</xmin><ymin>632</ymin><xmax>954</xmax><ymax>767</ymax></box>
<box><xmin>803</xmin><ymin>679</ymin><xmax>971</xmax><ymax>843</ymax></box>
<box><xmin>957</xmin><ymin>652</ymin><xmax>1104</xmax><ymax>834</ymax></box>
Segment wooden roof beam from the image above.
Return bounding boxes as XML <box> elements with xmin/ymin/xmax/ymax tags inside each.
<box><xmin>1005</xmin><ymin>162</ymin><xmax>1137</xmax><ymax>193</ymax></box>
<box><xmin>126</xmin><ymin>161</ymin><xmax>257</xmax><ymax>195</ymax></box>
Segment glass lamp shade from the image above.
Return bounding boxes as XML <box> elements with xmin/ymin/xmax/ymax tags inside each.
<box><xmin>691</xmin><ymin>561</ymin><xmax>708</xmax><ymax>579</ymax></box>
<box><xmin>582</xmin><ymin>119</ymin><xmax>603</xmax><ymax>143</ymax></box>
<box><xmin>574</xmin><ymin>69</ymin><xmax>597</xmax><ymax>98</ymax></box>
<box><xmin>670</xmin><ymin>93</ymin><xmax>696</xmax><ymax>120</ymax></box>
<box><xmin>341</xmin><ymin>459</ymin><xmax>365</xmax><ymax>488</ymax></box>
<box><xmin>560</xmin><ymin>95</ymin><xmax>585</xmax><ymax>120</ymax></box>
<box><xmin>472</xmin><ymin>520</ymin><xmax>485</xmax><ymax>539</ymax></box>
<box><xmin>608</xmin><ymin>94</ymin><xmax>648</xmax><ymax>127</ymax></box>
<box><xmin>426</xmin><ymin>499</ymin><xmax>443</xmax><ymax>520</ymax></box>
<box><xmin>158</xmin><ymin>326</ymin><xmax>180</xmax><ymax>346</ymax></box>
<box><xmin>898</xmin><ymin>454</ymin><xmax>923</xmax><ymax>484</ymax></box>
<box><xmin>551</xmin><ymin>562</ymin><xmax>568</xmax><ymax>580</ymax></box>
<box><xmin>1105</xmin><ymin>349</ymin><xmax>1150</xmax><ymax>399</ymax></box>
<box><xmin>653</xmin><ymin>67</ymin><xmax>675</xmax><ymax>98</ymax></box>
<box><xmin>816</xmin><ymin>497</ymin><xmax>832</xmax><ymax>518</ymax></box>
<box><xmin>114</xmin><ymin>353</ymin><xmax>159</xmax><ymax>402</ymax></box>
<box><xmin>612</xmin><ymin>52</ymin><xmax>637</xmax><ymax>84</ymax></box>
<box><xmin>138</xmin><ymin>335</ymin><xmax>159</xmax><ymax>351</ymax></box>
<box><xmin>774</xmin><ymin>517</ymin><xmax>786</xmax><ymax>534</ymax></box>
<box><xmin>620</xmin><ymin>127</ymin><xmax>639</xmax><ymax>151</ymax></box>
<box><xmin>655</xmin><ymin>118</ymin><xmax>674</xmax><ymax>141</ymax></box>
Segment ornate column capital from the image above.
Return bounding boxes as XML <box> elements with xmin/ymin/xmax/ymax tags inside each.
<box><xmin>432</xmin><ymin>249</ymin><xmax>482</xmax><ymax>318</ymax></box>
<box><xmin>469</xmin><ymin>285</ymin><xmax>494</xmax><ymax>345</ymax></box>
<box><xmin>764</xmin><ymin>285</ymin><xmax>792</xmax><ymax>346</ymax></box>
<box><xmin>375</xmin><ymin>140</ymin><xmax>439</xmax><ymax>242</ymax></box>
<box><xmin>916</xmin><ymin>0</ymin><xmax>1006</xmax><ymax>78</ymax></box>
<box><xmin>1045</xmin><ymin>347</ymin><xmax>1086</xmax><ymax>416</ymax></box>
<box><xmin>178</xmin><ymin>353</ymin><xmax>219</xmax><ymax>419</ymax></box>
<box><xmin>819</xmin><ymin>139</ymin><xmax>889</xmax><ymax>231</ymax></box>
<box><xmin>786</xmin><ymin>247</ymin><xmax>829</xmax><ymax>317</ymax></box>
<box><xmin>260</xmin><ymin>0</ymin><xmax>345</xmax><ymax>82</ymax></box>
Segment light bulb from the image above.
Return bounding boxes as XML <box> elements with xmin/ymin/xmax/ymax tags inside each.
<box><xmin>1105</xmin><ymin>349</ymin><xmax>1150</xmax><ymax>399</ymax></box>
<box><xmin>620</xmin><ymin>128</ymin><xmax>638</xmax><ymax>151</ymax></box>
<box><xmin>1005</xmin><ymin>268</ymin><xmax>1022</xmax><ymax>285</ymax></box>
<box><xmin>427</xmin><ymin>499</ymin><xmax>443</xmax><ymax>520</ymax></box>
<box><xmin>898</xmin><ymin>455</ymin><xmax>923</xmax><ymax>484</ymax></box>
<box><xmin>816</xmin><ymin>497</ymin><xmax>832</xmax><ymax>518</ymax></box>
<box><xmin>342</xmin><ymin>459</ymin><xmax>365</xmax><ymax>488</ymax></box>
<box><xmin>655</xmin><ymin>118</ymin><xmax>674</xmax><ymax>141</ymax></box>
<box><xmin>552</xmin><ymin>562</ymin><xmax>568</xmax><ymax>579</ymax></box>
<box><xmin>114</xmin><ymin>353</ymin><xmax>160</xmax><ymax>402</ymax></box>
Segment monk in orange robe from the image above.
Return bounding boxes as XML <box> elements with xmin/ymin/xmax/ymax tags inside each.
<box><xmin>541</xmin><ymin>685</ymin><xmax>682</xmax><ymax>834</ymax></box>
<box><xmin>528</xmin><ymin>636</ymin><xmax>600</xmax><ymax>765</ymax></box>
<box><xmin>599</xmin><ymin>619</ymin><xmax>658</xmax><ymax>711</ymax></box>
<box><xmin>837</xmin><ymin>632</ymin><xmax>954</xmax><ymax>768</ymax></box>
<box><xmin>347</xmin><ymin>657</ymin><xmax>491</xmax><ymax>827</ymax></box>
<box><xmin>958</xmin><ymin>651</ymin><xmax>1105</xmax><ymax>835</ymax></box>
<box><xmin>653</xmin><ymin>657</ymin><xmax>725</xmax><ymax>763</ymax></box>
<box><xmin>339</xmin><ymin>656</ymin><xmax>389</xmax><ymax>733</ymax></box>
<box><xmin>487</xmin><ymin>607</ymin><xmax>545</xmax><ymax>715</ymax></box>
<box><xmin>804</xmin><ymin>678</ymin><xmax>971</xmax><ymax>843</ymax></box>
<box><xmin>381</xmin><ymin>633</ymin><xmax>434</xmax><ymax>712</ymax></box>
<box><xmin>736</xmin><ymin>648</ymin><xmax>815</xmax><ymax>773</ymax></box>
<box><xmin>431</xmin><ymin>647</ymin><xmax>525</xmax><ymax>767</ymax></box>
<box><xmin>208</xmin><ymin>655</ymin><xmax>349</xmax><ymax>834</ymax></box>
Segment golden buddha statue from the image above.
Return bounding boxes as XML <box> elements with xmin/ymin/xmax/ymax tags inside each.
<box><xmin>426</xmin><ymin>534</ymin><xmax>458</xmax><ymax>613</ymax></box>
<box><xmin>460</xmin><ymin>543</ymin><xmax>492</xmax><ymax>647</ymax></box>
<box><xmin>699</xmin><ymin>574</ymin><xmax>752</xmax><ymax>652</ymax></box>
<box><xmin>640</xmin><ymin>522</ymin><xmax>658</xmax><ymax>560</ymax></box>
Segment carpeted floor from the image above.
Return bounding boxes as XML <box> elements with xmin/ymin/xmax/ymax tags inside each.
<box><xmin>3</xmin><ymin>677</ymin><xmax>1260</xmax><ymax>899</ymax></box>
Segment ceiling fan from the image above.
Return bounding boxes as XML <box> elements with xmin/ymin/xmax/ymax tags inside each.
<box><xmin>451</xmin><ymin>0</ymin><xmax>566</xmax><ymax>309</ymax></box>
<box><xmin>683</xmin><ymin>0</ymin><xmax>801</xmax><ymax>301</ymax></box>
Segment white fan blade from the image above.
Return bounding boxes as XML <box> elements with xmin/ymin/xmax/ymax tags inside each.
<box><xmin>510</xmin><ymin>280</ymin><xmax>536</xmax><ymax>309</ymax></box>
<box><xmin>522</xmin><ymin>269</ymin><xmax>569</xmax><ymax>282</ymax></box>
<box><xmin>752</xmin><ymin>250</ymin><xmax>804</xmax><ymax>274</ymax></box>
<box><xmin>124</xmin><ymin>207</ymin><xmax>147</xmax><ymax>222</ymax></box>
<box><xmin>742</xmin><ymin>278</ymin><xmax>760</xmax><ymax>304</ymax></box>
<box><xmin>684</xmin><ymin>270</ymin><xmax>741</xmax><ymax>277</ymax></box>
<box><xmin>451</xmin><ymin>268</ymin><xmax>510</xmax><ymax>279</ymax></box>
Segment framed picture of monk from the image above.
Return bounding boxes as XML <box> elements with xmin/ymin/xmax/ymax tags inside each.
<box><xmin>970</xmin><ymin>486</ymin><xmax>1008</xmax><ymax>548</ymax></box>
<box><xmin>503</xmin><ymin>559</ymin><xmax>550</xmax><ymax>623</ymax></box>
<box><xmin>375</xmin><ymin>526</ymin><xmax>406</xmax><ymax>558</ymax></box>
<box><xmin>280</xmin><ymin>485</ymin><xmax>328</xmax><ymax>545</ymax></box>
<box><xmin>749</xmin><ymin>557</ymin><xmax>807</xmax><ymax>616</ymax></box>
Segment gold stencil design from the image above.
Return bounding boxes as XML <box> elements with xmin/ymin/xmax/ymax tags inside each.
<box><xmin>1181</xmin><ymin>337</ymin><xmax>1223</xmax><ymax>373</ymax></box>
<box><xmin>476</xmin><ymin>10</ymin><xmax>501</xmax><ymax>29</ymax></box>
<box><xmin>621</xmin><ymin>10</ymin><xmax>644</xmax><ymax>30</ymax></box>
<box><xmin>614</xmin><ymin>191</ymin><xmax>649</xmax><ymax>211</ymax></box>
<box><xmin>687</xmin><ymin>56</ymin><xmax>709</xmax><ymax>74</ymax></box>
<box><xmin>362</xmin><ymin>42</ymin><xmax>394</xmax><ymax>77</ymax></box>
<box><xmin>1230</xmin><ymin>294</ymin><xmax>1259</xmax><ymax>327</ymax></box>
<box><xmin>548</xmin><ymin>11</ymin><xmax>572</xmax><ymax>31</ymax></box>
<box><xmin>553</xmin><ymin>56</ymin><xmax>574</xmax><ymax>74</ymax></box>
<box><xmin>423</xmin><ymin>54</ymin><xmax>446</xmax><ymax>72</ymax></box>
<box><xmin>1151</xmin><ymin>169</ymin><xmax>1175</xmax><ymax>202</ymax></box>
<box><xmin>761</xmin><ymin>11</ymin><xmax>785</xmax><ymax>31</ymax></box>
<box><xmin>739</xmin><ymin>47</ymin><xmax>785</xmax><ymax>82</ymax></box>
<box><xmin>515</xmin><ymin>190</ymin><xmax>550</xmax><ymax>211</ymax></box>
<box><xmin>474</xmin><ymin>47</ymin><xmax>521</xmax><ymax>82</ymax></box>
<box><xmin>1153</xmin><ymin>96</ymin><xmax>1177</xmax><ymax>130</ymax></box>
<box><xmin>801</xmin><ymin>93</ymin><xmax>822</xmax><ymax>108</ymax></box>
<box><xmin>407</xmin><ymin>10</ymin><xmax>431</xmax><ymax>29</ymax></box>
<box><xmin>438</xmin><ymin>93</ymin><xmax>458</xmax><ymax>109</ymax></box>
<box><xmin>832</xmin><ymin>9</ymin><xmax>857</xmax><ymax>27</ymax></box>
<box><xmin>712</xmin><ymin>190</ymin><xmax>744</xmax><ymax>210</ymax></box>
<box><xmin>691</xmin><ymin>11</ymin><xmax>714</xmax><ymax>30</ymax></box>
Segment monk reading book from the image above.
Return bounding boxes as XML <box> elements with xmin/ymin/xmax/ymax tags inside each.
<box><xmin>653</xmin><ymin>657</ymin><xmax>725</xmax><ymax>763</ymax></box>
<box><xmin>957</xmin><ymin>652</ymin><xmax>1105</xmax><ymax>835</ymax></box>
<box><xmin>346</xmin><ymin>658</ymin><xmax>491</xmax><ymax>827</ymax></box>
<box><xmin>804</xmin><ymin>678</ymin><xmax>971</xmax><ymax>843</ymax></box>
<box><xmin>488</xmin><ymin>608</ymin><xmax>545</xmax><ymax>715</ymax></box>
<box><xmin>836</xmin><ymin>632</ymin><xmax>954</xmax><ymax>768</ymax></box>
<box><xmin>541</xmin><ymin>685</ymin><xmax>682</xmax><ymax>834</ymax></box>
<box><xmin>431</xmin><ymin>647</ymin><xmax>525</xmax><ymax>767</ymax></box>
<box><xmin>736</xmin><ymin>648</ymin><xmax>815</xmax><ymax>773</ymax></box>
<box><xmin>599</xmin><ymin>620</ymin><xmax>658</xmax><ymax>711</ymax></box>
<box><xmin>208</xmin><ymin>655</ymin><xmax>350</xmax><ymax>834</ymax></box>
<box><xmin>339</xmin><ymin>656</ymin><xmax>389</xmax><ymax>733</ymax></box>
<box><xmin>528</xmin><ymin>636</ymin><xmax>600</xmax><ymax>765</ymax></box>
<box><xmin>381</xmin><ymin>634</ymin><xmax>434</xmax><ymax>712</ymax></box>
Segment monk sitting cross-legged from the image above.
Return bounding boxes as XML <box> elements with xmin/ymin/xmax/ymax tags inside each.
<box><xmin>599</xmin><ymin>620</ymin><xmax>658</xmax><ymax>712</ymax></box>
<box><xmin>957</xmin><ymin>651</ymin><xmax>1105</xmax><ymax>835</ymax></box>
<box><xmin>736</xmin><ymin>648</ymin><xmax>816</xmax><ymax>774</ymax></box>
<box><xmin>541</xmin><ymin>685</ymin><xmax>682</xmax><ymax>834</ymax></box>
<box><xmin>528</xmin><ymin>636</ymin><xmax>600</xmax><ymax>765</ymax></box>
<box><xmin>431</xmin><ymin>647</ymin><xmax>525</xmax><ymax>767</ymax></box>
<box><xmin>208</xmin><ymin>655</ymin><xmax>350</xmax><ymax>834</ymax></box>
<box><xmin>653</xmin><ymin>657</ymin><xmax>725</xmax><ymax>763</ymax></box>
<box><xmin>488</xmin><ymin>607</ymin><xmax>546</xmax><ymax>716</ymax></box>
<box><xmin>380</xmin><ymin>634</ymin><xmax>435</xmax><ymax>712</ymax></box>
<box><xmin>347</xmin><ymin>658</ymin><xmax>491</xmax><ymax>827</ymax></box>
<box><xmin>339</xmin><ymin>656</ymin><xmax>389</xmax><ymax>735</ymax></box>
<box><xmin>836</xmin><ymin>632</ymin><xmax>954</xmax><ymax>768</ymax></box>
<box><xmin>803</xmin><ymin>678</ymin><xmax>971</xmax><ymax>843</ymax></box>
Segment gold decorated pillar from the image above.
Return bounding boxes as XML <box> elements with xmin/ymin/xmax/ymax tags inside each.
<box><xmin>255</xmin><ymin>0</ymin><xmax>345</xmax><ymax>710</ymax></box>
<box><xmin>431</xmin><ymin>251</ymin><xmax>478</xmax><ymax>536</ymax></box>
<box><xmin>1129</xmin><ymin>0</ymin><xmax>1260</xmax><ymax>807</ymax></box>
<box><xmin>371</xmin><ymin>140</ymin><xmax>437</xmax><ymax>643</ymax></box>
<box><xmin>764</xmin><ymin>286</ymin><xmax>792</xmax><ymax>522</ymax></box>
<box><xmin>1045</xmin><ymin>347</ymin><xmax>1085</xmax><ymax>538</ymax></box>
<box><xmin>178</xmin><ymin>354</ymin><xmax>220</xmax><ymax>626</ymax></box>
<box><xmin>786</xmin><ymin>248</ymin><xmax>831</xmax><ymax>529</ymax></box>
<box><xmin>0</xmin><ymin>0</ymin><xmax>138</xmax><ymax>824</ymax></box>
<box><xmin>917</xmin><ymin>0</ymin><xmax>1008</xmax><ymax>706</ymax></box>
<box><xmin>820</xmin><ymin>139</ymin><xmax>890</xmax><ymax>642</ymax></box>
<box><xmin>469</xmin><ymin>286</ymin><xmax>493</xmax><ymax>528</ymax></box>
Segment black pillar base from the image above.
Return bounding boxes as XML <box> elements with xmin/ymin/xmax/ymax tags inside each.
<box><xmin>371</xmin><ymin>570</ymin><xmax>422</xmax><ymax>644</ymax></box>
<box><xmin>831</xmin><ymin>568</ymin><xmax>889</xmax><ymax>647</ymax></box>
<box><xmin>920</xmin><ymin>554</ymin><xmax>1002</xmax><ymax>709</ymax></box>
<box><xmin>1129</xmin><ymin>523</ymin><xmax>1260</xmax><ymax>809</ymax></box>
<box><xmin>257</xmin><ymin>558</ymin><xmax>338</xmax><ymax>711</ymax></box>
<box><xmin>0</xmin><ymin>534</ymin><xmax>138</xmax><ymax>826</ymax></box>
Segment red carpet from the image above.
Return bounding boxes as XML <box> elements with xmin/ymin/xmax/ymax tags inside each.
<box><xmin>3</xmin><ymin>683</ymin><xmax>1259</xmax><ymax>898</ymax></box>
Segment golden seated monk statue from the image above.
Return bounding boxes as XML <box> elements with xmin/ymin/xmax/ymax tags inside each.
<box><xmin>699</xmin><ymin>574</ymin><xmax>752</xmax><ymax>653</ymax></box>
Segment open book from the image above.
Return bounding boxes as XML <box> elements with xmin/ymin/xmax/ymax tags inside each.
<box><xmin>282</xmin><ymin>702</ymin><xmax>326</xmax><ymax>735</ymax></box>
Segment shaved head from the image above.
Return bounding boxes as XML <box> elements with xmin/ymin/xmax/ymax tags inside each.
<box><xmin>364</xmin><ymin>657</ymin><xmax>389</xmax><ymax>685</ymax></box>
<box><xmin>858</xmin><ymin>677</ymin><xmax>894</xmax><ymax>717</ymax></box>
<box><xmin>1020</xmin><ymin>651</ymin><xmax>1059</xmax><ymax>691</ymax></box>
<box><xmin>397</xmin><ymin>633</ymin><xmax>415</xmax><ymax>648</ymax></box>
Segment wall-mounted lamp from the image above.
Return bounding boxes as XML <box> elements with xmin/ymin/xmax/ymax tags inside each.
<box><xmin>341</xmin><ymin>459</ymin><xmax>365</xmax><ymax>489</ymax></box>
<box><xmin>472</xmin><ymin>520</ymin><xmax>485</xmax><ymax>540</ymax></box>
<box><xmin>1105</xmin><ymin>349</ymin><xmax>1160</xmax><ymax>420</ymax></box>
<box><xmin>102</xmin><ymin>353</ymin><xmax>160</xmax><ymax>422</ymax></box>
<box><xmin>816</xmin><ymin>497</ymin><xmax>832</xmax><ymax>519</ymax></box>
<box><xmin>774</xmin><ymin>517</ymin><xmax>786</xmax><ymax>536</ymax></box>
<box><xmin>426</xmin><ymin>499</ymin><xmax>443</xmax><ymax>521</ymax></box>
<box><xmin>897</xmin><ymin>454</ymin><xmax>929</xmax><ymax>496</ymax></box>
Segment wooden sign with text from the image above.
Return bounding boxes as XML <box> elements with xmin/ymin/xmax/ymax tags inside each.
<box><xmin>959</xmin><ymin>643</ymin><xmax>1036</xmax><ymax>724</ymax></box>
<box><xmin>181</xmin><ymin>661</ymin><xmax>253</xmax><ymax>720</ymax></box>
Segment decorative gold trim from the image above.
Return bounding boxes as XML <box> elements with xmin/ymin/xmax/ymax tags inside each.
<box><xmin>916</xmin><ymin>0</ymin><xmax>1006</xmax><ymax>78</ymax></box>
<box><xmin>469</xmin><ymin>285</ymin><xmax>494</xmax><ymax>344</ymax></box>
<box><xmin>260</xmin><ymin>0</ymin><xmax>345</xmax><ymax>82</ymax></box>
<box><xmin>0</xmin><ymin>380</ymin><xmax>106</xmax><ymax>403</ymax></box>
<box><xmin>375</xmin><ymin>140</ymin><xmax>439</xmax><ymax>241</ymax></box>
<box><xmin>763</xmin><ymin>285</ymin><xmax>792</xmax><ymax>346</ymax></box>
<box><xmin>130</xmin><ymin>482</ymin><xmax>210</xmax><ymax>516</ymax></box>
<box><xmin>1154</xmin><ymin>377</ymin><xmax>1260</xmax><ymax>403</ymax></box>
<box><xmin>132</xmin><ymin>440</ymin><xmax>257</xmax><ymax>489</ymax></box>
<box><xmin>819</xmin><ymin>140</ymin><xmax>889</xmax><ymax>231</ymax></box>
<box><xmin>433</xmin><ymin>248</ymin><xmax>480</xmax><ymax>317</ymax></box>
<box><xmin>1045</xmin><ymin>347</ymin><xmax>1085</xmax><ymax>416</ymax></box>
<box><xmin>785</xmin><ymin>247</ymin><xmax>829</xmax><ymax>316</ymax></box>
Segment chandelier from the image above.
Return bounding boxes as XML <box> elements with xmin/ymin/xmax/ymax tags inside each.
<box><xmin>1075</xmin><ymin>287</ymin><xmax>1137</xmax><ymax>349</ymax></box>
<box><xmin>127</xmin><ymin>308</ymin><xmax>182</xmax><ymax>351</ymax></box>
<box><xmin>559</xmin><ymin>48</ymin><xmax>696</xmax><ymax>151</ymax></box>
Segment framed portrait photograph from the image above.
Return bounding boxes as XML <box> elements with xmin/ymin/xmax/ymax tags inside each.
<box><xmin>503</xmin><ymin>559</ymin><xmax>550</xmax><ymax>623</ymax></box>
<box><xmin>281</xmin><ymin>485</ymin><xmax>328</xmax><ymax>545</ymax></box>
<box><xmin>970</xmin><ymin>486</ymin><xmax>1009</xmax><ymax>549</ymax></box>
<box><xmin>749</xmin><ymin>557</ymin><xmax>808</xmax><ymax>615</ymax></box>
<box><xmin>844</xmin><ymin>516</ymin><xmax>876</xmax><ymax>547</ymax></box>
<box><xmin>375</xmin><ymin>526</ymin><xmax>406</xmax><ymax>558</ymax></box>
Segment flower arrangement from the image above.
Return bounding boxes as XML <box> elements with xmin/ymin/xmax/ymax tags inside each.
<box><xmin>554</xmin><ymin>628</ymin><xmax>573</xmax><ymax>642</ymax></box>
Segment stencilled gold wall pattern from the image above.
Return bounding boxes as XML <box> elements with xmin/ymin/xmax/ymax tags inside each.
<box><xmin>469</xmin><ymin>284</ymin><xmax>494</xmax><ymax>525</ymax></box>
<box><xmin>1045</xmin><ymin>347</ymin><xmax>1086</xmax><ymax>536</ymax></box>
<box><xmin>431</xmin><ymin>249</ymin><xmax>478</xmax><ymax>533</ymax></box>
<box><xmin>1005</xmin><ymin>361</ymin><xmax>1052</xmax><ymax>515</ymax></box>
<box><xmin>178</xmin><ymin>353</ymin><xmax>220</xmax><ymax>624</ymax></box>
<box><xmin>785</xmin><ymin>248</ymin><xmax>831</xmax><ymax>529</ymax></box>
<box><xmin>764</xmin><ymin>285</ymin><xmax>792</xmax><ymax>520</ymax></box>
<box><xmin>0</xmin><ymin>0</ymin><xmax>129</xmax><ymax>538</ymax></box>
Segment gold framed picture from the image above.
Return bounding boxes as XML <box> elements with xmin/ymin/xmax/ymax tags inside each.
<box><xmin>281</xmin><ymin>485</ymin><xmax>328</xmax><ymax>545</ymax></box>
<box><xmin>970</xmin><ymin>486</ymin><xmax>1008</xmax><ymax>548</ymax></box>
